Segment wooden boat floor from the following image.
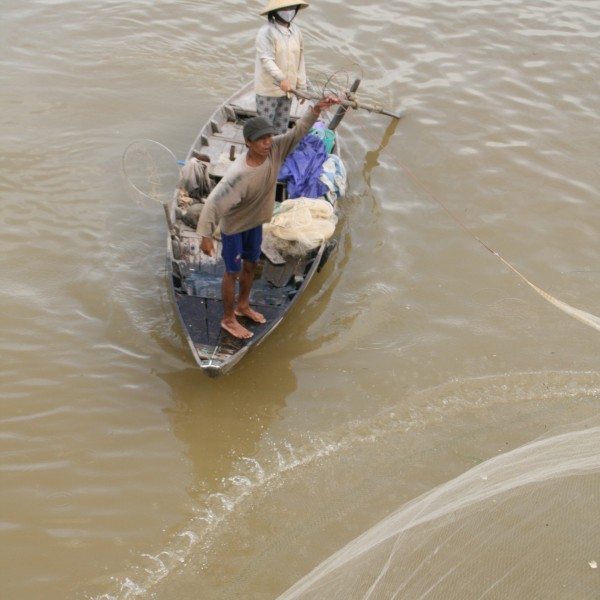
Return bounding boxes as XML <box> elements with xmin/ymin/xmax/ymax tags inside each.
<box><xmin>174</xmin><ymin>249</ymin><xmax>311</xmax><ymax>366</ymax></box>
<box><xmin>175</xmin><ymin>293</ymin><xmax>286</xmax><ymax>358</ymax></box>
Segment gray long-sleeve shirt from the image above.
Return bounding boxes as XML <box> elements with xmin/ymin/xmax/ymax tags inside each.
<box><xmin>196</xmin><ymin>108</ymin><xmax>319</xmax><ymax>237</ymax></box>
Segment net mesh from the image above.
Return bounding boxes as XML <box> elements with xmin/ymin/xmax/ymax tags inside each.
<box><xmin>277</xmin><ymin>423</ymin><xmax>600</xmax><ymax>600</ymax></box>
<box><xmin>121</xmin><ymin>139</ymin><xmax>180</xmax><ymax>203</ymax></box>
<box><xmin>263</xmin><ymin>198</ymin><xmax>338</xmax><ymax>257</ymax></box>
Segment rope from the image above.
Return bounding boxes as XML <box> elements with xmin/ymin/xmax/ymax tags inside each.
<box><xmin>356</xmin><ymin>116</ymin><xmax>600</xmax><ymax>333</ymax></box>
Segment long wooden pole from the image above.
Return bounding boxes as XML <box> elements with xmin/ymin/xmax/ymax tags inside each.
<box><xmin>292</xmin><ymin>88</ymin><xmax>405</xmax><ymax>121</ymax></box>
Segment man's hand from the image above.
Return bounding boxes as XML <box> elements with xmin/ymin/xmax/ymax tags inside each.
<box><xmin>314</xmin><ymin>94</ymin><xmax>341</xmax><ymax>113</ymax></box>
<box><xmin>280</xmin><ymin>79</ymin><xmax>292</xmax><ymax>93</ymax></box>
<box><xmin>200</xmin><ymin>236</ymin><xmax>215</xmax><ymax>257</ymax></box>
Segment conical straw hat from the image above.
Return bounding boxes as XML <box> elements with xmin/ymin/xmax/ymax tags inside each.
<box><xmin>260</xmin><ymin>0</ymin><xmax>309</xmax><ymax>17</ymax></box>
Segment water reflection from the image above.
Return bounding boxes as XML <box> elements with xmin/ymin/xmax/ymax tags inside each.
<box><xmin>362</xmin><ymin>117</ymin><xmax>400</xmax><ymax>186</ymax></box>
<box><xmin>91</xmin><ymin>364</ymin><xmax>302</xmax><ymax>599</ymax></box>
<box><xmin>161</xmin><ymin>362</ymin><xmax>298</xmax><ymax>487</ymax></box>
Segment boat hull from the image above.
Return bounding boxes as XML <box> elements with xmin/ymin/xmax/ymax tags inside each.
<box><xmin>166</xmin><ymin>83</ymin><xmax>342</xmax><ymax>376</ymax></box>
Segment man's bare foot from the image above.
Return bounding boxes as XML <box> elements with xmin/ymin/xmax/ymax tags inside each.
<box><xmin>221</xmin><ymin>319</ymin><xmax>253</xmax><ymax>339</ymax></box>
<box><xmin>235</xmin><ymin>306</ymin><xmax>266</xmax><ymax>324</ymax></box>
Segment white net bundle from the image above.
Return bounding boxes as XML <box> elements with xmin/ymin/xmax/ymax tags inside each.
<box><xmin>276</xmin><ymin>422</ymin><xmax>600</xmax><ymax>600</ymax></box>
<box><xmin>263</xmin><ymin>198</ymin><xmax>337</xmax><ymax>257</ymax></box>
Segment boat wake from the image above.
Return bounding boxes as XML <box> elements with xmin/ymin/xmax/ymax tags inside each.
<box><xmin>90</xmin><ymin>433</ymin><xmax>344</xmax><ymax>599</ymax></box>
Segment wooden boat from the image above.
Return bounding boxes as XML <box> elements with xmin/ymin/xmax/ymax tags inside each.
<box><xmin>166</xmin><ymin>82</ymin><xmax>346</xmax><ymax>377</ymax></box>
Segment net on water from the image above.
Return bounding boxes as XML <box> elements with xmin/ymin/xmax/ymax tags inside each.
<box><xmin>276</xmin><ymin>422</ymin><xmax>600</xmax><ymax>600</ymax></box>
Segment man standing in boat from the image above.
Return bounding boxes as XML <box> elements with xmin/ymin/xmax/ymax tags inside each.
<box><xmin>197</xmin><ymin>96</ymin><xmax>338</xmax><ymax>340</ymax></box>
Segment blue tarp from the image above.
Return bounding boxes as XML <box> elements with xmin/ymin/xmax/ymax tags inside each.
<box><xmin>278</xmin><ymin>134</ymin><xmax>329</xmax><ymax>199</ymax></box>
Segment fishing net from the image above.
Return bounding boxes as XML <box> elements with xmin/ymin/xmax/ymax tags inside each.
<box><xmin>122</xmin><ymin>139</ymin><xmax>214</xmax><ymax>235</ymax></box>
<box><xmin>263</xmin><ymin>198</ymin><xmax>337</xmax><ymax>257</ymax></box>
<box><xmin>121</xmin><ymin>139</ymin><xmax>180</xmax><ymax>204</ymax></box>
<box><xmin>308</xmin><ymin>65</ymin><xmax>363</xmax><ymax>102</ymax></box>
<box><xmin>276</xmin><ymin>421</ymin><xmax>600</xmax><ymax>600</ymax></box>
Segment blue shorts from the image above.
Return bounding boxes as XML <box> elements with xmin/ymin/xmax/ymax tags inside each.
<box><xmin>220</xmin><ymin>226</ymin><xmax>263</xmax><ymax>273</ymax></box>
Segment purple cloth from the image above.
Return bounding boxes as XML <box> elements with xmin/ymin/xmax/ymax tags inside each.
<box><xmin>278</xmin><ymin>134</ymin><xmax>329</xmax><ymax>199</ymax></box>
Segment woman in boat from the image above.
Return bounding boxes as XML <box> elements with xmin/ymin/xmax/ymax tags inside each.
<box><xmin>196</xmin><ymin>95</ymin><xmax>339</xmax><ymax>340</ymax></box>
<box><xmin>255</xmin><ymin>0</ymin><xmax>309</xmax><ymax>135</ymax></box>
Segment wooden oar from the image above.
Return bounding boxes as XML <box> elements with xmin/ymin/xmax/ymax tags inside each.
<box><xmin>291</xmin><ymin>87</ymin><xmax>406</xmax><ymax>121</ymax></box>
